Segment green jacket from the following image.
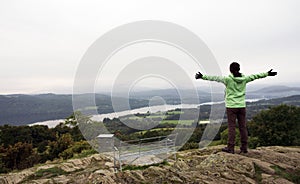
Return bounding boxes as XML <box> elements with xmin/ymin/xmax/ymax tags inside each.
<box><xmin>202</xmin><ymin>73</ymin><xmax>269</xmax><ymax>108</ymax></box>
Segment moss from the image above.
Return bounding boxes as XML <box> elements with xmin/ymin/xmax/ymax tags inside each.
<box><xmin>122</xmin><ymin>160</ymin><xmax>169</xmax><ymax>171</ymax></box>
<box><xmin>271</xmin><ymin>165</ymin><xmax>300</xmax><ymax>183</ymax></box>
<box><xmin>23</xmin><ymin>167</ymin><xmax>85</xmax><ymax>182</ymax></box>
<box><xmin>253</xmin><ymin>163</ymin><xmax>263</xmax><ymax>183</ymax></box>
<box><xmin>72</xmin><ymin>149</ymin><xmax>98</xmax><ymax>159</ymax></box>
<box><xmin>22</xmin><ymin>166</ymin><xmax>67</xmax><ymax>182</ymax></box>
<box><xmin>208</xmin><ymin>140</ymin><xmax>222</xmax><ymax>146</ymax></box>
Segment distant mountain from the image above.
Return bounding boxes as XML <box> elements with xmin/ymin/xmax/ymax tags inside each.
<box><xmin>0</xmin><ymin>94</ymin><xmax>148</xmax><ymax>126</ymax></box>
<box><xmin>0</xmin><ymin>94</ymin><xmax>73</xmax><ymax>126</ymax></box>
<box><xmin>130</xmin><ymin>85</ymin><xmax>300</xmax><ymax>102</ymax></box>
<box><xmin>1</xmin><ymin>85</ymin><xmax>299</xmax><ymax>126</ymax></box>
<box><xmin>249</xmin><ymin>95</ymin><xmax>300</xmax><ymax>106</ymax></box>
<box><xmin>247</xmin><ymin>85</ymin><xmax>300</xmax><ymax>98</ymax></box>
<box><xmin>129</xmin><ymin>88</ymin><xmax>219</xmax><ymax>104</ymax></box>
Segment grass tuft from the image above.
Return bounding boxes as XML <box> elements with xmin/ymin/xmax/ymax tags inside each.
<box><xmin>253</xmin><ymin>163</ymin><xmax>263</xmax><ymax>183</ymax></box>
<box><xmin>122</xmin><ymin>160</ymin><xmax>169</xmax><ymax>171</ymax></box>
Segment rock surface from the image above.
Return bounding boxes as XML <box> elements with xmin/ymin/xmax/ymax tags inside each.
<box><xmin>0</xmin><ymin>146</ymin><xmax>299</xmax><ymax>184</ymax></box>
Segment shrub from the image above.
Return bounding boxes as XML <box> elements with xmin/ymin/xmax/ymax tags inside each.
<box><xmin>248</xmin><ymin>104</ymin><xmax>300</xmax><ymax>146</ymax></box>
<box><xmin>220</xmin><ymin>128</ymin><xmax>240</xmax><ymax>146</ymax></box>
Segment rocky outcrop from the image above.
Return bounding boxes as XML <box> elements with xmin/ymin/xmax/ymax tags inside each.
<box><xmin>1</xmin><ymin>146</ymin><xmax>299</xmax><ymax>184</ymax></box>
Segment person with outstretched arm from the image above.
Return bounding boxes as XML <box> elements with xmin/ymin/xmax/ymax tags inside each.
<box><xmin>195</xmin><ymin>62</ymin><xmax>277</xmax><ymax>154</ymax></box>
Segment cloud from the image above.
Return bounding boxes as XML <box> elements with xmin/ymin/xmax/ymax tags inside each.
<box><xmin>0</xmin><ymin>0</ymin><xmax>299</xmax><ymax>94</ymax></box>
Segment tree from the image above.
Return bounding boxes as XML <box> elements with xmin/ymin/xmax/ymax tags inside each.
<box><xmin>248</xmin><ymin>104</ymin><xmax>300</xmax><ymax>146</ymax></box>
<box><xmin>30</xmin><ymin>125</ymin><xmax>55</xmax><ymax>152</ymax></box>
<box><xmin>1</xmin><ymin>142</ymin><xmax>39</xmax><ymax>171</ymax></box>
<box><xmin>59</xmin><ymin>140</ymin><xmax>91</xmax><ymax>159</ymax></box>
<box><xmin>0</xmin><ymin>125</ymin><xmax>32</xmax><ymax>147</ymax></box>
<box><xmin>47</xmin><ymin>133</ymin><xmax>74</xmax><ymax>160</ymax></box>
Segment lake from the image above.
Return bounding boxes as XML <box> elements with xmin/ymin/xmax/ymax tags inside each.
<box><xmin>29</xmin><ymin>99</ymin><xmax>261</xmax><ymax>128</ymax></box>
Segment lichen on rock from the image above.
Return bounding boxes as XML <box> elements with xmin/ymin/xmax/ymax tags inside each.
<box><xmin>1</xmin><ymin>146</ymin><xmax>299</xmax><ymax>184</ymax></box>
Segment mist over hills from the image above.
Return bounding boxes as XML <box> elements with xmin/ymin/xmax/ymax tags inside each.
<box><xmin>0</xmin><ymin>85</ymin><xmax>299</xmax><ymax>125</ymax></box>
<box><xmin>247</xmin><ymin>85</ymin><xmax>300</xmax><ymax>98</ymax></box>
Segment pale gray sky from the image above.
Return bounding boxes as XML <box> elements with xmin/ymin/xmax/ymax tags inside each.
<box><xmin>1</xmin><ymin>0</ymin><xmax>300</xmax><ymax>94</ymax></box>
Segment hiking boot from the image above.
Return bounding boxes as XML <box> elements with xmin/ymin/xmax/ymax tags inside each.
<box><xmin>239</xmin><ymin>149</ymin><xmax>248</xmax><ymax>154</ymax></box>
<box><xmin>222</xmin><ymin>147</ymin><xmax>234</xmax><ymax>154</ymax></box>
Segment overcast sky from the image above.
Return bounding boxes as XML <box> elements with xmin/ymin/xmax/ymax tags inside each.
<box><xmin>1</xmin><ymin>0</ymin><xmax>299</xmax><ymax>94</ymax></box>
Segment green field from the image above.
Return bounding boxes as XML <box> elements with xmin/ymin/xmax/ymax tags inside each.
<box><xmin>161</xmin><ymin>120</ymin><xmax>195</xmax><ymax>125</ymax></box>
<box><xmin>165</xmin><ymin>110</ymin><xmax>182</xmax><ymax>115</ymax></box>
<box><xmin>125</xmin><ymin>115</ymin><xmax>167</xmax><ymax>120</ymax></box>
<box><xmin>120</xmin><ymin>109</ymin><xmax>183</xmax><ymax>120</ymax></box>
<box><xmin>121</xmin><ymin>118</ymin><xmax>194</xmax><ymax>126</ymax></box>
<box><xmin>135</xmin><ymin>128</ymin><xmax>176</xmax><ymax>135</ymax></box>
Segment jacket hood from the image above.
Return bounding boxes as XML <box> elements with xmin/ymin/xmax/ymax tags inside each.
<box><xmin>229</xmin><ymin>74</ymin><xmax>246</xmax><ymax>83</ymax></box>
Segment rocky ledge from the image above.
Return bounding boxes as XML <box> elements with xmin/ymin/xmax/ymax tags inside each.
<box><xmin>1</xmin><ymin>146</ymin><xmax>299</xmax><ymax>184</ymax></box>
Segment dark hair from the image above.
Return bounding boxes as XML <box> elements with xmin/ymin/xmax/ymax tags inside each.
<box><xmin>230</xmin><ymin>62</ymin><xmax>241</xmax><ymax>77</ymax></box>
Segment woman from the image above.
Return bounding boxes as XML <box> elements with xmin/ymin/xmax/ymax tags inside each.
<box><xmin>195</xmin><ymin>62</ymin><xmax>277</xmax><ymax>154</ymax></box>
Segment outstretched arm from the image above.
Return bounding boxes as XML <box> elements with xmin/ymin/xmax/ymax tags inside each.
<box><xmin>195</xmin><ymin>71</ymin><xmax>226</xmax><ymax>84</ymax></box>
<box><xmin>245</xmin><ymin>69</ymin><xmax>277</xmax><ymax>83</ymax></box>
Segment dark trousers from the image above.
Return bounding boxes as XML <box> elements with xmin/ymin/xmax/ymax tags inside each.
<box><xmin>226</xmin><ymin>108</ymin><xmax>248</xmax><ymax>151</ymax></box>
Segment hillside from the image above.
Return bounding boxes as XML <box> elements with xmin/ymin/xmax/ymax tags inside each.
<box><xmin>1</xmin><ymin>86</ymin><xmax>300</xmax><ymax>126</ymax></box>
<box><xmin>1</xmin><ymin>146</ymin><xmax>299</xmax><ymax>184</ymax></box>
<box><xmin>248</xmin><ymin>85</ymin><xmax>300</xmax><ymax>96</ymax></box>
<box><xmin>0</xmin><ymin>94</ymin><xmax>148</xmax><ymax>125</ymax></box>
